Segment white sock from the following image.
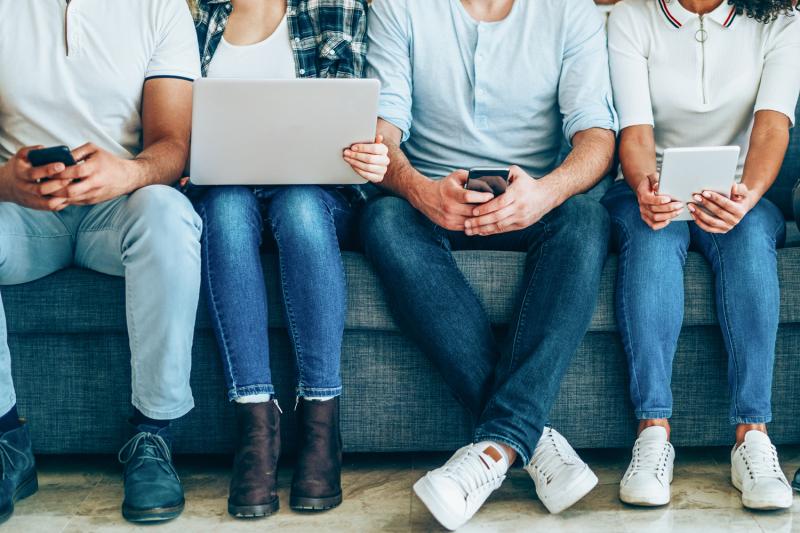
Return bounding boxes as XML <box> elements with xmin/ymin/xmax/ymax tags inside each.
<box><xmin>303</xmin><ymin>396</ymin><xmax>336</xmax><ymax>402</ymax></box>
<box><xmin>474</xmin><ymin>441</ymin><xmax>511</xmax><ymax>473</ymax></box>
<box><xmin>235</xmin><ymin>394</ymin><xmax>271</xmax><ymax>404</ymax></box>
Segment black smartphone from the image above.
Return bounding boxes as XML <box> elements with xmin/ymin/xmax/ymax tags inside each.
<box><xmin>27</xmin><ymin>146</ymin><xmax>77</xmax><ymax>168</ymax></box>
<box><xmin>465</xmin><ymin>167</ymin><xmax>510</xmax><ymax>197</ymax></box>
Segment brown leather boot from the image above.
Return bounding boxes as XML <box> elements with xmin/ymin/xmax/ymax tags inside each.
<box><xmin>290</xmin><ymin>397</ymin><xmax>343</xmax><ymax>511</ymax></box>
<box><xmin>228</xmin><ymin>401</ymin><xmax>281</xmax><ymax>519</ymax></box>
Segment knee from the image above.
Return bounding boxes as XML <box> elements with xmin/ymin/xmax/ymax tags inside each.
<box><xmin>360</xmin><ymin>196</ymin><xmax>418</xmax><ymax>257</ymax></box>
<box><xmin>727</xmin><ymin>200</ymin><xmax>785</xmax><ymax>251</ymax></box>
<box><xmin>549</xmin><ymin>195</ymin><xmax>610</xmax><ymax>259</ymax></box>
<box><xmin>125</xmin><ymin>185</ymin><xmax>202</xmax><ymax>260</ymax></box>
<box><xmin>267</xmin><ymin>186</ymin><xmax>332</xmax><ymax>242</ymax></box>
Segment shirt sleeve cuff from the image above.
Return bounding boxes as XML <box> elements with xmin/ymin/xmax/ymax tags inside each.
<box><xmin>144</xmin><ymin>70</ymin><xmax>198</xmax><ymax>83</ymax></box>
<box><xmin>377</xmin><ymin>109</ymin><xmax>411</xmax><ymax>143</ymax></box>
<box><xmin>754</xmin><ymin>102</ymin><xmax>797</xmax><ymax>128</ymax></box>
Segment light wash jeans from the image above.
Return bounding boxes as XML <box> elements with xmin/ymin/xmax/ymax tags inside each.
<box><xmin>602</xmin><ymin>181</ymin><xmax>786</xmax><ymax>425</ymax></box>
<box><xmin>0</xmin><ymin>185</ymin><xmax>202</xmax><ymax>420</ymax></box>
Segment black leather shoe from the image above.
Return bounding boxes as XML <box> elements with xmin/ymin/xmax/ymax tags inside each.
<box><xmin>792</xmin><ymin>468</ymin><xmax>800</xmax><ymax>492</ymax></box>
<box><xmin>0</xmin><ymin>423</ymin><xmax>38</xmax><ymax>525</ymax></box>
<box><xmin>118</xmin><ymin>424</ymin><xmax>184</xmax><ymax>523</ymax></box>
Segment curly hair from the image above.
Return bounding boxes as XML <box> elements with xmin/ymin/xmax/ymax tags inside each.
<box><xmin>729</xmin><ymin>0</ymin><xmax>799</xmax><ymax>23</ymax></box>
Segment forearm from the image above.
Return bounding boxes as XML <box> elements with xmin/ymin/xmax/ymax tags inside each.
<box><xmin>619</xmin><ymin>126</ymin><xmax>657</xmax><ymax>191</ymax></box>
<box><xmin>127</xmin><ymin>137</ymin><xmax>189</xmax><ymax>190</ymax></box>
<box><xmin>374</xmin><ymin>119</ymin><xmax>432</xmax><ymax>207</ymax></box>
<box><xmin>538</xmin><ymin>128</ymin><xmax>615</xmax><ymax>208</ymax></box>
<box><xmin>741</xmin><ymin>113</ymin><xmax>790</xmax><ymax>201</ymax></box>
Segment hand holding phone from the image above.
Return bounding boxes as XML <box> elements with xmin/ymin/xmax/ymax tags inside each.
<box><xmin>28</xmin><ymin>146</ymin><xmax>77</xmax><ymax>169</ymax></box>
<box><xmin>465</xmin><ymin>168</ymin><xmax>510</xmax><ymax>197</ymax></box>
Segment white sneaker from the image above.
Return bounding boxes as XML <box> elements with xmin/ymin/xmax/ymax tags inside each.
<box><xmin>619</xmin><ymin>426</ymin><xmax>675</xmax><ymax>506</ymax></box>
<box><xmin>413</xmin><ymin>443</ymin><xmax>508</xmax><ymax>531</ymax></box>
<box><xmin>731</xmin><ymin>430</ymin><xmax>792</xmax><ymax>510</ymax></box>
<box><xmin>524</xmin><ymin>427</ymin><xmax>598</xmax><ymax>513</ymax></box>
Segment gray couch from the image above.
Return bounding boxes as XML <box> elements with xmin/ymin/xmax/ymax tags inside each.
<box><xmin>7</xmin><ymin>104</ymin><xmax>800</xmax><ymax>455</ymax></box>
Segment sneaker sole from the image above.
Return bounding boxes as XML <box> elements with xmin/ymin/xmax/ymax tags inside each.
<box><xmin>228</xmin><ymin>498</ymin><xmax>280</xmax><ymax>518</ymax></box>
<box><xmin>122</xmin><ymin>500</ymin><xmax>185</xmax><ymax>523</ymax></box>
<box><xmin>732</xmin><ymin>473</ymin><xmax>792</xmax><ymax>511</ymax></box>
<box><xmin>539</xmin><ymin>466</ymin><xmax>598</xmax><ymax>514</ymax></box>
<box><xmin>290</xmin><ymin>493</ymin><xmax>342</xmax><ymax>512</ymax></box>
<box><xmin>620</xmin><ymin>471</ymin><xmax>673</xmax><ymax>507</ymax></box>
<box><xmin>413</xmin><ymin>476</ymin><xmax>466</xmax><ymax>531</ymax></box>
<box><xmin>0</xmin><ymin>472</ymin><xmax>39</xmax><ymax>525</ymax></box>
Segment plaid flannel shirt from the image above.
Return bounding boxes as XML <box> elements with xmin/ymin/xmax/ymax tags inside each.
<box><xmin>193</xmin><ymin>0</ymin><xmax>372</xmax><ymax>202</ymax></box>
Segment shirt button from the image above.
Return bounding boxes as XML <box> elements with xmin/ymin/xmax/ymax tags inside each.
<box><xmin>294</xmin><ymin>37</ymin><xmax>301</xmax><ymax>43</ymax></box>
<box><xmin>299</xmin><ymin>68</ymin><xmax>306</xmax><ymax>75</ymax></box>
<box><xmin>205</xmin><ymin>55</ymin><xmax>211</xmax><ymax>61</ymax></box>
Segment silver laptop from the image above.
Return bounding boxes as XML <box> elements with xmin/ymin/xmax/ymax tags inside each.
<box><xmin>189</xmin><ymin>78</ymin><xmax>380</xmax><ymax>185</ymax></box>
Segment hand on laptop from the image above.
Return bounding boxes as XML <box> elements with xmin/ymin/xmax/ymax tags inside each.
<box><xmin>412</xmin><ymin>170</ymin><xmax>494</xmax><ymax>232</ymax></box>
<box><xmin>50</xmin><ymin>143</ymin><xmax>139</xmax><ymax>205</ymax></box>
<box><xmin>635</xmin><ymin>172</ymin><xmax>684</xmax><ymax>231</ymax></box>
<box><xmin>688</xmin><ymin>182</ymin><xmax>754</xmax><ymax>234</ymax></box>
<box><xmin>343</xmin><ymin>135</ymin><xmax>390</xmax><ymax>183</ymax></box>
<box><xmin>0</xmin><ymin>146</ymin><xmax>70</xmax><ymax>211</ymax></box>
<box><xmin>464</xmin><ymin>166</ymin><xmax>556</xmax><ymax>236</ymax></box>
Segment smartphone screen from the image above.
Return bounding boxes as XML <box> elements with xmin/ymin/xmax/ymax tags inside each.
<box><xmin>465</xmin><ymin>168</ymin><xmax>510</xmax><ymax>196</ymax></box>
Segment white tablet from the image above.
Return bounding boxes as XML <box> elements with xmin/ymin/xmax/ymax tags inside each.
<box><xmin>658</xmin><ymin>146</ymin><xmax>741</xmax><ymax>221</ymax></box>
<box><xmin>189</xmin><ymin>78</ymin><xmax>380</xmax><ymax>186</ymax></box>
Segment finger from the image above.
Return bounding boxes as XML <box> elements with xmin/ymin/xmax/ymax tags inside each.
<box><xmin>701</xmin><ymin>190</ymin><xmax>742</xmax><ymax>214</ymax></box>
<box><xmin>344</xmin><ymin>156</ymin><xmax>387</xmax><ymax>175</ymax></box>
<box><xmin>16</xmin><ymin>145</ymin><xmax>46</xmax><ymax>163</ymax></box>
<box><xmin>343</xmin><ymin>151</ymin><xmax>389</xmax><ymax>166</ymax></box>
<box><xmin>354</xmin><ymin>170</ymin><xmax>384</xmax><ymax>183</ymax></box>
<box><xmin>690</xmin><ymin>213</ymin><xmax>723</xmax><ymax>234</ymax></box>
<box><xmin>62</xmin><ymin>176</ymin><xmax>100</xmax><ymax>199</ymax></box>
<box><xmin>649</xmin><ymin>201</ymin><xmax>685</xmax><ymax>214</ymax></box>
<box><xmin>26</xmin><ymin>162</ymin><xmax>67</xmax><ymax>182</ymax></box>
<box><xmin>375</xmin><ymin>134</ymin><xmax>384</xmax><ymax>145</ymax></box>
<box><xmin>348</xmin><ymin>143</ymin><xmax>389</xmax><ymax>156</ymax></box>
<box><xmin>39</xmin><ymin>179</ymin><xmax>74</xmax><ymax>197</ymax></box>
<box><xmin>646</xmin><ymin>172</ymin><xmax>660</xmax><ymax>192</ymax></box>
<box><xmin>472</xmin><ymin>192</ymin><xmax>514</xmax><ymax>216</ymax></box>
<box><xmin>465</xmin><ymin>204</ymin><xmax>516</xmax><ymax>233</ymax></box>
<box><xmin>70</xmin><ymin>143</ymin><xmax>100</xmax><ymax>163</ymax></box>
<box><xmin>692</xmin><ymin>194</ymin><xmax>739</xmax><ymax>226</ymax></box>
<box><xmin>460</xmin><ymin>189</ymin><xmax>495</xmax><ymax>205</ymax></box>
<box><xmin>444</xmin><ymin>200</ymin><xmax>480</xmax><ymax>218</ymax></box>
<box><xmin>650</xmin><ymin>210</ymin><xmax>682</xmax><ymax>223</ymax></box>
<box><xmin>52</xmin><ymin>162</ymin><xmax>93</xmax><ymax>182</ymax></box>
<box><xmin>449</xmin><ymin>169</ymin><xmax>470</xmax><ymax>186</ymax></box>
<box><xmin>688</xmin><ymin>204</ymin><xmax>729</xmax><ymax>232</ymax></box>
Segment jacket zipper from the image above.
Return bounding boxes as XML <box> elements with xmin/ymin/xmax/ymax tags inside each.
<box><xmin>64</xmin><ymin>0</ymin><xmax>72</xmax><ymax>56</ymax></box>
<box><xmin>698</xmin><ymin>15</ymin><xmax>707</xmax><ymax>105</ymax></box>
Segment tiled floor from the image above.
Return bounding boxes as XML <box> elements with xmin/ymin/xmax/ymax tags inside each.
<box><xmin>5</xmin><ymin>447</ymin><xmax>800</xmax><ymax>532</ymax></box>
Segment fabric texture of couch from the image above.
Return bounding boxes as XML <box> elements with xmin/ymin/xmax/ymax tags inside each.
<box><xmin>6</xmin><ymin>103</ymin><xmax>800</xmax><ymax>455</ymax></box>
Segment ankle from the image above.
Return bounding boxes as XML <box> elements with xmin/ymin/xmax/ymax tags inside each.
<box><xmin>638</xmin><ymin>419</ymin><xmax>670</xmax><ymax>440</ymax></box>
<box><xmin>735</xmin><ymin>424</ymin><xmax>767</xmax><ymax>446</ymax></box>
<box><xmin>130</xmin><ymin>409</ymin><xmax>171</xmax><ymax>431</ymax></box>
<box><xmin>0</xmin><ymin>405</ymin><xmax>21</xmax><ymax>434</ymax></box>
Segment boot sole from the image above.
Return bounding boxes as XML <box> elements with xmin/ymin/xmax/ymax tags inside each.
<box><xmin>0</xmin><ymin>472</ymin><xmax>39</xmax><ymax>525</ymax></box>
<box><xmin>122</xmin><ymin>500</ymin><xmax>185</xmax><ymax>523</ymax></box>
<box><xmin>290</xmin><ymin>492</ymin><xmax>342</xmax><ymax>512</ymax></box>
<box><xmin>228</xmin><ymin>498</ymin><xmax>280</xmax><ymax>519</ymax></box>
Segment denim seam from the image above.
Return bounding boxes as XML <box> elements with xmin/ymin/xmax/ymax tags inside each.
<box><xmin>229</xmin><ymin>384</ymin><xmax>275</xmax><ymax>402</ymax></box>
<box><xmin>198</xmin><ymin>202</ymin><xmax>240</xmax><ymax>394</ymax></box>
<box><xmin>472</xmin><ymin>432</ymin><xmax>530</xmax><ymax>465</ymax></box>
<box><xmin>508</xmin><ymin>219</ymin><xmax>548</xmax><ymax>368</ymax></box>
<box><xmin>297</xmin><ymin>385</ymin><xmax>342</xmax><ymax>398</ymax></box>
<box><xmin>268</xmin><ymin>215</ymin><xmax>305</xmax><ymax>386</ymax></box>
<box><xmin>612</xmin><ymin>217</ymin><xmax>645</xmax><ymax>415</ymax></box>
<box><xmin>709</xmin><ymin>232</ymin><xmax>742</xmax><ymax>421</ymax></box>
<box><xmin>730</xmin><ymin>414</ymin><xmax>772</xmax><ymax>425</ymax></box>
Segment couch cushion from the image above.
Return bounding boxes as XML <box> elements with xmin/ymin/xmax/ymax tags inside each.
<box><xmin>5</xmin><ymin>243</ymin><xmax>800</xmax><ymax>335</ymax></box>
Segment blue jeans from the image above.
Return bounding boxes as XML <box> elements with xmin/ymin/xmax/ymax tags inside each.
<box><xmin>602</xmin><ymin>181</ymin><xmax>786</xmax><ymax>425</ymax></box>
<box><xmin>361</xmin><ymin>195</ymin><xmax>609</xmax><ymax>464</ymax></box>
<box><xmin>0</xmin><ymin>185</ymin><xmax>202</xmax><ymax>420</ymax></box>
<box><xmin>194</xmin><ymin>185</ymin><xmax>355</xmax><ymax>401</ymax></box>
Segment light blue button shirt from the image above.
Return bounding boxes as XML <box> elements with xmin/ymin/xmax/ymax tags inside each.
<box><xmin>367</xmin><ymin>0</ymin><xmax>618</xmax><ymax>179</ymax></box>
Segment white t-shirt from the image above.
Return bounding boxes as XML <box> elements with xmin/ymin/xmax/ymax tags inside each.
<box><xmin>0</xmin><ymin>0</ymin><xmax>200</xmax><ymax>163</ymax></box>
<box><xmin>207</xmin><ymin>15</ymin><xmax>297</xmax><ymax>80</ymax></box>
<box><xmin>608</xmin><ymin>0</ymin><xmax>800</xmax><ymax>179</ymax></box>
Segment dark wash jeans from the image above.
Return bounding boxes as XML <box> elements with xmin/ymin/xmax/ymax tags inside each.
<box><xmin>361</xmin><ymin>194</ymin><xmax>610</xmax><ymax>464</ymax></box>
<box><xmin>194</xmin><ymin>185</ymin><xmax>355</xmax><ymax>401</ymax></box>
<box><xmin>602</xmin><ymin>180</ymin><xmax>786</xmax><ymax>424</ymax></box>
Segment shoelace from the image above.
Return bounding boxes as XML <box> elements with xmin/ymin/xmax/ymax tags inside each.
<box><xmin>118</xmin><ymin>432</ymin><xmax>179</xmax><ymax>479</ymax></box>
<box><xmin>627</xmin><ymin>439</ymin><xmax>669</xmax><ymax>480</ymax></box>
<box><xmin>441</xmin><ymin>448</ymin><xmax>503</xmax><ymax>499</ymax></box>
<box><xmin>739</xmin><ymin>442</ymin><xmax>784</xmax><ymax>482</ymax></box>
<box><xmin>531</xmin><ymin>431</ymin><xmax>580</xmax><ymax>484</ymax></box>
<box><xmin>0</xmin><ymin>440</ymin><xmax>22</xmax><ymax>480</ymax></box>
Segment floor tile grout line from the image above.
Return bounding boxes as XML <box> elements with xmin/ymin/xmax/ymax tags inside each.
<box><xmin>60</xmin><ymin>464</ymin><xmax>111</xmax><ymax>532</ymax></box>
